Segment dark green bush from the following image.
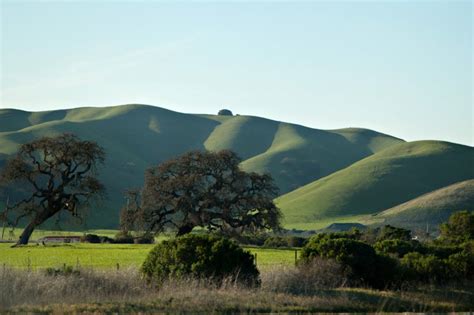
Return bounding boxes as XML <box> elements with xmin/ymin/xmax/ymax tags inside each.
<box><xmin>425</xmin><ymin>244</ymin><xmax>462</xmax><ymax>259</ymax></box>
<box><xmin>447</xmin><ymin>251</ymin><xmax>474</xmax><ymax>279</ymax></box>
<box><xmin>287</xmin><ymin>236</ymin><xmax>308</xmax><ymax>247</ymax></box>
<box><xmin>300</xmin><ymin>236</ymin><xmax>394</xmax><ymax>288</ymax></box>
<box><xmin>234</xmin><ymin>232</ymin><xmax>269</xmax><ymax>246</ymax></box>
<box><xmin>440</xmin><ymin>210</ymin><xmax>474</xmax><ymax>244</ymax></box>
<box><xmin>134</xmin><ymin>233</ymin><xmax>155</xmax><ymax>244</ymax></box>
<box><xmin>114</xmin><ymin>231</ymin><xmax>135</xmax><ymax>244</ymax></box>
<box><xmin>81</xmin><ymin>234</ymin><xmax>101</xmax><ymax>243</ymax></box>
<box><xmin>374</xmin><ymin>239</ymin><xmax>424</xmax><ymax>258</ymax></box>
<box><xmin>263</xmin><ymin>236</ymin><xmax>288</xmax><ymax>248</ymax></box>
<box><xmin>400</xmin><ymin>252</ymin><xmax>449</xmax><ymax>282</ymax></box>
<box><xmin>377</xmin><ymin>225</ymin><xmax>411</xmax><ymax>242</ymax></box>
<box><xmin>141</xmin><ymin>234</ymin><xmax>259</xmax><ymax>286</ymax></box>
<box><xmin>99</xmin><ymin>236</ymin><xmax>114</xmax><ymax>243</ymax></box>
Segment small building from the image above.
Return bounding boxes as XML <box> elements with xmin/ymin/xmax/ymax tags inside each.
<box><xmin>37</xmin><ymin>236</ymin><xmax>82</xmax><ymax>244</ymax></box>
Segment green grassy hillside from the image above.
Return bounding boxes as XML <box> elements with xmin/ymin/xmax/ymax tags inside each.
<box><xmin>365</xmin><ymin>180</ymin><xmax>474</xmax><ymax>230</ymax></box>
<box><xmin>277</xmin><ymin>141</ymin><xmax>474</xmax><ymax>229</ymax></box>
<box><xmin>0</xmin><ymin>104</ymin><xmax>402</xmax><ymax>228</ymax></box>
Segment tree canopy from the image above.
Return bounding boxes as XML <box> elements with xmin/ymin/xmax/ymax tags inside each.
<box><xmin>121</xmin><ymin>150</ymin><xmax>281</xmax><ymax>236</ymax></box>
<box><xmin>0</xmin><ymin>133</ymin><xmax>105</xmax><ymax>245</ymax></box>
<box><xmin>440</xmin><ymin>210</ymin><xmax>474</xmax><ymax>244</ymax></box>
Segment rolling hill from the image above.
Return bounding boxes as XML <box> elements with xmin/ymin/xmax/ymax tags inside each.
<box><xmin>277</xmin><ymin>141</ymin><xmax>474</xmax><ymax>229</ymax></box>
<box><xmin>366</xmin><ymin>180</ymin><xmax>474</xmax><ymax>231</ymax></box>
<box><xmin>0</xmin><ymin>104</ymin><xmax>403</xmax><ymax>228</ymax></box>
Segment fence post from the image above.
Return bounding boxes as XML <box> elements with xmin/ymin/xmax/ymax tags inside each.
<box><xmin>116</xmin><ymin>263</ymin><xmax>120</xmax><ymax>271</ymax></box>
<box><xmin>294</xmin><ymin>250</ymin><xmax>298</xmax><ymax>266</ymax></box>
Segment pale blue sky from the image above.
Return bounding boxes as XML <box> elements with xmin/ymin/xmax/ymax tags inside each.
<box><xmin>1</xmin><ymin>0</ymin><xmax>472</xmax><ymax>145</ymax></box>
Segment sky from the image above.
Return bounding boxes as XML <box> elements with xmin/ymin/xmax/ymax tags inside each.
<box><xmin>0</xmin><ymin>0</ymin><xmax>472</xmax><ymax>146</ymax></box>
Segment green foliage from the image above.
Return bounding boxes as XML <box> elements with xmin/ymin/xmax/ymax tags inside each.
<box><xmin>134</xmin><ymin>233</ymin><xmax>155</xmax><ymax>244</ymax></box>
<box><xmin>114</xmin><ymin>231</ymin><xmax>135</xmax><ymax>244</ymax></box>
<box><xmin>286</xmin><ymin>236</ymin><xmax>308</xmax><ymax>247</ymax></box>
<box><xmin>263</xmin><ymin>236</ymin><xmax>289</xmax><ymax>248</ymax></box>
<box><xmin>400</xmin><ymin>246</ymin><xmax>474</xmax><ymax>283</ymax></box>
<box><xmin>374</xmin><ymin>239</ymin><xmax>422</xmax><ymax>258</ymax></box>
<box><xmin>262</xmin><ymin>235</ymin><xmax>308</xmax><ymax>248</ymax></box>
<box><xmin>400</xmin><ymin>252</ymin><xmax>449</xmax><ymax>282</ymax></box>
<box><xmin>300</xmin><ymin>235</ymin><xmax>395</xmax><ymax>288</ymax></box>
<box><xmin>141</xmin><ymin>234</ymin><xmax>260</xmax><ymax>286</ymax></box>
<box><xmin>377</xmin><ymin>225</ymin><xmax>411</xmax><ymax>241</ymax></box>
<box><xmin>424</xmin><ymin>244</ymin><xmax>462</xmax><ymax>259</ymax></box>
<box><xmin>440</xmin><ymin>210</ymin><xmax>474</xmax><ymax>244</ymax></box>
<box><xmin>447</xmin><ymin>251</ymin><xmax>474</xmax><ymax>279</ymax></box>
<box><xmin>81</xmin><ymin>234</ymin><xmax>101</xmax><ymax>244</ymax></box>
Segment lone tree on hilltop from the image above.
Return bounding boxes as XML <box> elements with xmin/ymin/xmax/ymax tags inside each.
<box><xmin>218</xmin><ymin>109</ymin><xmax>233</xmax><ymax>116</ymax></box>
<box><xmin>121</xmin><ymin>150</ymin><xmax>281</xmax><ymax>236</ymax></box>
<box><xmin>0</xmin><ymin>133</ymin><xmax>105</xmax><ymax>245</ymax></box>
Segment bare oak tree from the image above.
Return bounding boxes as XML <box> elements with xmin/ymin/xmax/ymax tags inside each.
<box><xmin>0</xmin><ymin>133</ymin><xmax>105</xmax><ymax>245</ymax></box>
<box><xmin>121</xmin><ymin>150</ymin><xmax>281</xmax><ymax>236</ymax></box>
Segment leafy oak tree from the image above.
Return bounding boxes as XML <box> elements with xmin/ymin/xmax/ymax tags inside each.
<box><xmin>121</xmin><ymin>150</ymin><xmax>281</xmax><ymax>236</ymax></box>
<box><xmin>0</xmin><ymin>133</ymin><xmax>105</xmax><ymax>245</ymax></box>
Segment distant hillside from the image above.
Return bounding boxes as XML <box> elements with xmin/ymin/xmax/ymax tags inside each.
<box><xmin>367</xmin><ymin>180</ymin><xmax>474</xmax><ymax>230</ymax></box>
<box><xmin>0</xmin><ymin>104</ymin><xmax>402</xmax><ymax>228</ymax></box>
<box><xmin>277</xmin><ymin>141</ymin><xmax>474</xmax><ymax>229</ymax></box>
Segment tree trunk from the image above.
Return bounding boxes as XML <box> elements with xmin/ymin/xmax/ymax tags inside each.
<box><xmin>15</xmin><ymin>221</ymin><xmax>37</xmax><ymax>246</ymax></box>
<box><xmin>176</xmin><ymin>224</ymin><xmax>194</xmax><ymax>236</ymax></box>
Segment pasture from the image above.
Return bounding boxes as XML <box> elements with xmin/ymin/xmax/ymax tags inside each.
<box><xmin>0</xmin><ymin>243</ymin><xmax>298</xmax><ymax>270</ymax></box>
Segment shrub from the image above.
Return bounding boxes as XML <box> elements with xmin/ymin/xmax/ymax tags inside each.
<box><xmin>134</xmin><ymin>233</ymin><xmax>155</xmax><ymax>244</ymax></box>
<box><xmin>81</xmin><ymin>234</ymin><xmax>101</xmax><ymax>243</ymax></box>
<box><xmin>141</xmin><ymin>234</ymin><xmax>259</xmax><ymax>286</ymax></box>
<box><xmin>99</xmin><ymin>236</ymin><xmax>114</xmax><ymax>243</ymax></box>
<box><xmin>234</xmin><ymin>232</ymin><xmax>269</xmax><ymax>246</ymax></box>
<box><xmin>287</xmin><ymin>236</ymin><xmax>308</xmax><ymax>247</ymax></box>
<box><xmin>377</xmin><ymin>225</ymin><xmax>411</xmax><ymax>242</ymax></box>
<box><xmin>300</xmin><ymin>236</ymin><xmax>393</xmax><ymax>288</ymax></box>
<box><xmin>263</xmin><ymin>236</ymin><xmax>288</xmax><ymax>248</ymax></box>
<box><xmin>400</xmin><ymin>252</ymin><xmax>449</xmax><ymax>282</ymax></box>
<box><xmin>114</xmin><ymin>231</ymin><xmax>135</xmax><ymax>244</ymax></box>
<box><xmin>447</xmin><ymin>251</ymin><xmax>474</xmax><ymax>279</ymax></box>
<box><xmin>425</xmin><ymin>244</ymin><xmax>462</xmax><ymax>259</ymax></box>
<box><xmin>440</xmin><ymin>210</ymin><xmax>474</xmax><ymax>244</ymax></box>
<box><xmin>374</xmin><ymin>239</ymin><xmax>423</xmax><ymax>258</ymax></box>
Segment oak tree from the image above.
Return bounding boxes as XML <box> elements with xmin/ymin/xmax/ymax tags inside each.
<box><xmin>121</xmin><ymin>150</ymin><xmax>280</xmax><ymax>236</ymax></box>
<box><xmin>0</xmin><ymin>133</ymin><xmax>105</xmax><ymax>245</ymax></box>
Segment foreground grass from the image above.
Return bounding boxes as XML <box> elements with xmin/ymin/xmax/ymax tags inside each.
<box><xmin>1</xmin><ymin>267</ymin><xmax>472</xmax><ymax>313</ymax></box>
<box><xmin>0</xmin><ymin>243</ymin><xmax>298</xmax><ymax>269</ymax></box>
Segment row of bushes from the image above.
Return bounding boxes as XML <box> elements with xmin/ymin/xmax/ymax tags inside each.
<box><xmin>81</xmin><ymin>232</ymin><xmax>155</xmax><ymax>244</ymax></box>
<box><xmin>300</xmin><ymin>231</ymin><xmax>474</xmax><ymax>288</ymax></box>
<box><xmin>233</xmin><ymin>232</ymin><xmax>308</xmax><ymax>248</ymax></box>
<box><xmin>134</xmin><ymin>211</ymin><xmax>474</xmax><ymax>289</ymax></box>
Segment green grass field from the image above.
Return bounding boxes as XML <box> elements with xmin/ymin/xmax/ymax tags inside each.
<box><xmin>0</xmin><ymin>243</ymin><xmax>298</xmax><ymax>270</ymax></box>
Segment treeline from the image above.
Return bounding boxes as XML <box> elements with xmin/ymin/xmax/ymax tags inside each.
<box><xmin>140</xmin><ymin>211</ymin><xmax>473</xmax><ymax>290</ymax></box>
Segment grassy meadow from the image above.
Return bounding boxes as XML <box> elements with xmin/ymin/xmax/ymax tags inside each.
<box><xmin>0</xmin><ymin>242</ymin><xmax>298</xmax><ymax>270</ymax></box>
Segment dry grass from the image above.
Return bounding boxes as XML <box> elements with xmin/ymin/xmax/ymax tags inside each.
<box><xmin>1</xmin><ymin>264</ymin><xmax>473</xmax><ymax>313</ymax></box>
